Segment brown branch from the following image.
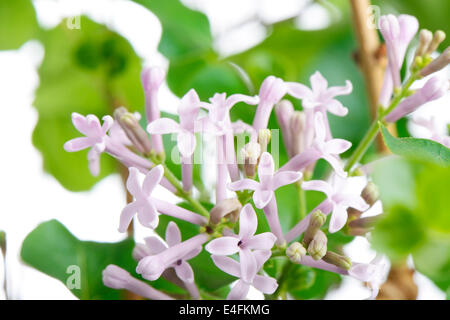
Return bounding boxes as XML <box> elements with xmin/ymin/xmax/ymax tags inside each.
<box><xmin>349</xmin><ymin>0</ymin><xmax>392</xmax><ymax>151</ymax></box>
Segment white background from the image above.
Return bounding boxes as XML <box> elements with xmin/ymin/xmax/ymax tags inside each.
<box><xmin>0</xmin><ymin>0</ymin><xmax>447</xmax><ymax>299</ymax></box>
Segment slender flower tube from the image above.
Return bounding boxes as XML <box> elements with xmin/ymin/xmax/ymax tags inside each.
<box><xmin>64</xmin><ymin>113</ymin><xmax>113</xmax><ymax>176</ymax></box>
<box><xmin>378</xmin><ymin>14</ymin><xmax>419</xmax><ymax>106</ymax></box>
<box><xmin>385</xmin><ymin>77</ymin><xmax>449</xmax><ymax>122</ymax></box>
<box><xmin>211</xmin><ymin>250</ymin><xmax>277</xmax><ymax>300</ymax></box>
<box><xmin>137</xmin><ymin>231</ymin><xmax>208</xmax><ymax>281</ymax></box>
<box><xmin>206</xmin><ymin>204</ymin><xmax>276</xmax><ymax>282</ymax></box>
<box><xmin>412</xmin><ymin>116</ymin><xmax>450</xmax><ymax>148</ymax></box>
<box><xmin>141</xmin><ymin>67</ymin><xmax>166</xmax><ymax>154</ymax></box>
<box><xmin>280</xmin><ymin>113</ymin><xmax>351</xmax><ymax>177</ymax></box>
<box><xmin>275</xmin><ymin>100</ymin><xmax>295</xmax><ymax>156</ymax></box>
<box><xmin>295</xmin><ymin>256</ymin><xmax>349</xmax><ymax>276</ymax></box>
<box><xmin>253</xmin><ymin>76</ymin><xmax>286</xmax><ymax>131</ymax></box>
<box><xmin>348</xmin><ymin>255</ymin><xmax>387</xmax><ymax>300</ymax></box>
<box><xmin>421</xmin><ymin>47</ymin><xmax>450</xmax><ymax>77</ymax></box>
<box><xmin>286</xmin><ymin>71</ymin><xmax>352</xmax><ymax>140</ymax></box>
<box><xmin>114</xmin><ymin>107</ymin><xmax>152</xmax><ymax>155</ymax></box>
<box><xmin>102</xmin><ymin>265</ymin><xmax>174</xmax><ymax>300</ymax></box>
<box><xmin>302</xmin><ymin>175</ymin><xmax>369</xmax><ymax>233</ymax></box>
<box><xmin>147</xmin><ymin>89</ymin><xmax>203</xmax><ymax>191</ymax></box>
<box><xmin>228</xmin><ymin>152</ymin><xmax>302</xmax><ymax>243</ymax></box>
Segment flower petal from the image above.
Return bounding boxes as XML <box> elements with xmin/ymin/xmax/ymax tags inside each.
<box><xmin>205</xmin><ymin>237</ymin><xmax>240</xmax><ymax>255</ymax></box>
<box><xmin>272</xmin><ymin>171</ymin><xmax>302</xmax><ymax>190</ymax></box>
<box><xmin>137</xmin><ymin>202</ymin><xmax>159</xmax><ymax>229</ymax></box>
<box><xmin>325</xmin><ymin>99</ymin><xmax>348</xmax><ymax>116</ymax></box>
<box><xmin>238</xmin><ymin>204</ymin><xmax>258</xmax><ymax>239</ymax></box>
<box><xmin>253</xmin><ymin>250</ymin><xmax>272</xmax><ymax>269</ymax></box>
<box><xmin>147</xmin><ymin>118</ymin><xmax>181</xmax><ymax>134</ymax></box>
<box><xmin>340</xmin><ymin>195</ymin><xmax>369</xmax><ymax>212</ymax></box>
<box><xmin>301</xmin><ymin>180</ymin><xmax>333</xmax><ymax>198</ymax></box>
<box><xmin>252</xmin><ymin>275</ymin><xmax>278</xmax><ymax>294</ymax></box>
<box><xmin>322</xmin><ymin>154</ymin><xmax>347</xmax><ymax>178</ymax></box>
<box><xmin>257</xmin><ymin>152</ymin><xmax>275</xmax><ymax>180</ymax></box>
<box><xmin>253</xmin><ymin>188</ymin><xmax>273</xmax><ymax>209</ymax></box>
<box><xmin>118</xmin><ymin>202</ymin><xmax>139</xmax><ymax>233</ymax></box>
<box><xmin>174</xmin><ymin>261</ymin><xmax>194</xmax><ymax>283</ymax></box>
<box><xmin>324</xmin><ymin>139</ymin><xmax>352</xmax><ymax>155</ymax></box>
<box><xmin>64</xmin><ymin>137</ymin><xmax>93</xmax><ymax>152</ymax></box>
<box><xmin>165</xmin><ymin>221</ymin><xmax>181</xmax><ymax>247</ymax></box>
<box><xmin>310</xmin><ymin>71</ymin><xmax>328</xmax><ymax>93</ymax></box>
<box><xmin>329</xmin><ymin>204</ymin><xmax>348</xmax><ymax>233</ymax></box>
<box><xmin>183</xmin><ymin>246</ymin><xmax>202</xmax><ymax>261</ymax></box>
<box><xmin>349</xmin><ymin>263</ymin><xmax>377</xmax><ymax>282</ymax></box>
<box><xmin>226</xmin><ymin>94</ymin><xmax>259</xmax><ymax>109</ymax></box>
<box><xmin>228</xmin><ymin>179</ymin><xmax>259</xmax><ymax>191</ymax></box>
<box><xmin>126</xmin><ymin>167</ymin><xmax>143</xmax><ymax>198</ymax></box>
<box><xmin>144</xmin><ymin>236</ymin><xmax>167</xmax><ymax>255</ymax></box>
<box><xmin>246</xmin><ymin>233</ymin><xmax>276</xmax><ymax>251</ymax></box>
<box><xmin>142</xmin><ymin>165</ymin><xmax>164</xmax><ymax>195</ymax></box>
<box><xmin>285</xmin><ymin>82</ymin><xmax>313</xmax><ymax>100</ymax></box>
<box><xmin>325</xmin><ymin>80</ymin><xmax>353</xmax><ymax>98</ymax></box>
<box><xmin>211</xmin><ymin>255</ymin><xmax>241</xmax><ymax>277</ymax></box>
<box><xmin>239</xmin><ymin>248</ymin><xmax>257</xmax><ymax>283</ymax></box>
<box><xmin>227</xmin><ymin>280</ymin><xmax>250</xmax><ymax>300</ymax></box>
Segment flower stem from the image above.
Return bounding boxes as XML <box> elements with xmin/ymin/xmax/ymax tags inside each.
<box><xmin>344</xmin><ymin>74</ymin><xmax>419</xmax><ymax>173</ymax></box>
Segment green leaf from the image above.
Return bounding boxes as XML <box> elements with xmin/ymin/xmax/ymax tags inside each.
<box><xmin>289</xmin><ymin>268</ymin><xmax>342</xmax><ymax>300</ymax></box>
<box><xmin>0</xmin><ymin>0</ymin><xmax>40</xmax><ymax>50</ymax></box>
<box><xmin>380</xmin><ymin>123</ymin><xmax>450</xmax><ymax>167</ymax></box>
<box><xmin>371</xmin><ymin>205</ymin><xmax>427</xmax><ymax>261</ymax></box>
<box><xmin>33</xmin><ymin>16</ymin><xmax>145</xmax><ymax>191</ymax></box>
<box><xmin>20</xmin><ymin>220</ymin><xmax>136</xmax><ymax>299</ymax></box>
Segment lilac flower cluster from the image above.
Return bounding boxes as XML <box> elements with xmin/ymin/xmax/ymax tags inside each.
<box><xmin>64</xmin><ymin>14</ymin><xmax>449</xmax><ymax>300</ymax></box>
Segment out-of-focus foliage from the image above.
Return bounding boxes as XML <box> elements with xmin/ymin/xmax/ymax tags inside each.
<box><xmin>0</xmin><ymin>0</ymin><xmax>40</xmax><ymax>50</ymax></box>
<box><xmin>32</xmin><ymin>17</ymin><xmax>145</xmax><ymax>191</ymax></box>
<box><xmin>372</xmin><ymin>157</ymin><xmax>450</xmax><ymax>293</ymax></box>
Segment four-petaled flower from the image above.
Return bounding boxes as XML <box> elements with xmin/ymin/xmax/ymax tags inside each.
<box><xmin>212</xmin><ymin>250</ymin><xmax>278</xmax><ymax>300</ymax></box>
<box><xmin>147</xmin><ymin>89</ymin><xmax>202</xmax><ymax>158</ymax></box>
<box><xmin>228</xmin><ymin>152</ymin><xmax>302</xmax><ymax>209</ymax></box>
<box><xmin>302</xmin><ymin>175</ymin><xmax>369</xmax><ymax>233</ymax></box>
<box><xmin>349</xmin><ymin>255</ymin><xmax>387</xmax><ymax>300</ymax></box>
<box><xmin>286</xmin><ymin>71</ymin><xmax>353</xmax><ymax>116</ymax></box>
<box><xmin>64</xmin><ymin>113</ymin><xmax>113</xmax><ymax>176</ymax></box>
<box><xmin>119</xmin><ymin>165</ymin><xmax>164</xmax><ymax>232</ymax></box>
<box><xmin>137</xmin><ymin>222</ymin><xmax>201</xmax><ymax>283</ymax></box>
<box><xmin>206</xmin><ymin>204</ymin><xmax>276</xmax><ymax>282</ymax></box>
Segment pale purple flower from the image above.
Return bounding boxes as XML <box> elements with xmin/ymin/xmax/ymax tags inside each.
<box><xmin>119</xmin><ymin>166</ymin><xmax>164</xmax><ymax>232</ymax></box>
<box><xmin>212</xmin><ymin>250</ymin><xmax>277</xmax><ymax>300</ymax></box>
<box><xmin>302</xmin><ymin>175</ymin><xmax>369</xmax><ymax>233</ymax></box>
<box><xmin>286</xmin><ymin>71</ymin><xmax>353</xmax><ymax>116</ymax></box>
<box><xmin>136</xmin><ymin>232</ymin><xmax>208</xmax><ymax>281</ymax></box>
<box><xmin>253</xmin><ymin>75</ymin><xmax>286</xmax><ymax>131</ymax></box>
<box><xmin>138</xmin><ymin>222</ymin><xmax>202</xmax><ymax>283</ymax></box>
<box><xmin>412</xmin><ymin>116</ymin><xmax>450</xmax><ymax>148</ymax></box>
<box><xmin>205</xmin><ymin>204</ymin><xmax>276</xmax><ymax>282</ymax></box>
<box><xmin>229</xmin><ymin>153</ymin><xmax>301</xmax><ymax>244</ymax></box>
<box><xmin>64</xmin><ymin>113</ymin><xmax>113</xmax><ymax>176</ymax></box>
<box><xmin>141</xmin><ymin>66</ymin><xmax>166</xmax><ymax>153</ymax></box>
<box><xmin>102</xmin><ymin>264</ymin><xmax>173</xmax><ymax>300</ymax></box>
<box><xmin>147</xmin><ymin>89</ymin><xmax>201</xmax><ymax>158</ymax></box>
<box><xmin>229</xmin><ymin>152</ymin><xmax>302</xmax><ymax>209</ymax></box>
<box><xmin>275</xmin><ymin>100</ymin><xmax>295</xmax><ymax>155</ymax></box>
<box><xmin>385</xmin><ymin>77</ymin><xmax>449</xmax><ymax>122</ymax></box>
<box><xmin>349</xmin><ymin>255</ymin><xmax>387</xmax><ymax>300</ymax></box>
<box><xmin>281</xmin><ymin>112</ymin><xmax>351</xmax><ymax>177</ymax></box>
<box><xmin>378</xmin><ymin>14</ymin><xmax>419</xmax><ymax>106</ymax></box>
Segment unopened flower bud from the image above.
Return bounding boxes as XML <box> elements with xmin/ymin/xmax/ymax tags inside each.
<box><xmin>421</xmin><ymin>47</ymin><xmax>450</xmax><ymax>77</ymax></box>
<box><xmin>348</xmin><ymin>215</ymin><xmax>381</xmax><ymax>229</ymax></box>
<box><xmin>210</xmin><ymin>198</ymin><xmax>242</xmax><ymax>225</ymax></box>
<box><xmin>240</xmin><ymin>142</ymin><xmax>261</xmax><ymax>178</ymax></box>
<box><xmin>275</xmin><ymin>100</ymin><xmax>294</xmax><ymax>155</ymax></box>
<box><xmin>414</xmin><ymin>29</ymin><xmax>433</xmax><ymax>59</ymax></box>
<box><xmin>114</xmin><ymin>107</ymin><xmax>152</xmax><ymax>155</ymax></box>
<box><xmin>307</xmin><ymin>230</ymin><xmax>327</xmax><ymax>261</ymax></box>
<box><xmin>302</xmin><ymin>210</ymin><xmax>326</xmax><ymax>246</ymax></box>
<box><xmin>361</xmin><ymin>182</ymin><xmax>379</xmax><ymax>207</ymax></box>
<box><xmin>426</xmin><ymin>30</ymin><xmax>446</xmax><ymax>55</ymax></box>
<box><xmin>289</xmin><ymin>111</ymin><xmax>306</xmax><ymax>156</ymax></box>
<box><xmin>322</xmin><ymin>251</ymin><xmax>352</xmax><ymax>270</ymax></box>
<box><xmin>258</xmin><ymin>129</ymin><xmax>271</xmax><ymax>153</ymax></box>
<box><xmin>286</xmin><ymin>242</ymin><xmax>306</xmax><ymax>264</ymax></box>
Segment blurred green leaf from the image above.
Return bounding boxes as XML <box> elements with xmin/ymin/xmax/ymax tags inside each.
<box><xmin>290</xmin><ymin>268</ymin><xmax>342</xmax><ymax>300</ymax></box>
<box><xmin>0</xmin><ymin>0</ymin><xmax>40</xmax><ymax>50</ymax></box>
<box><xmin>33</xmin><ymin>16</ymin><xmax>145</xmax><ymax>191</ymax></box>
<box><xmin>380</xmin><ymin>124</ymin><xmax>450</xmax><ymax>167</ymax></box>
<box><xmin>21</xmin><ymin>220</ymin><xmax>136</xmax><ymax>299</ymax></box>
